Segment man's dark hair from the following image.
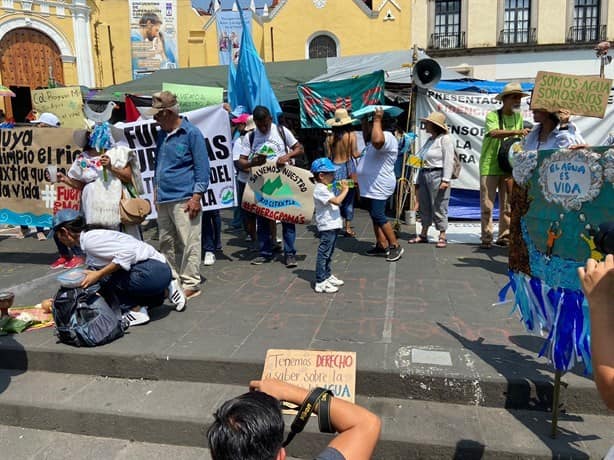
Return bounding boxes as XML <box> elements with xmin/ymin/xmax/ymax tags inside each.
<box><xmin>253</xmin><ymin>106</ymin><xmax>271</xmax><ymax>122</ymax></box>
<box><xmin>207</xmin><ymin>391</ymin><xmax>284</xmax><ymax>460</ymax></box>
<box><xmin>139</xmin><ymin>12</ymin><xmax>162</xmax><ymax>25</ymax></box>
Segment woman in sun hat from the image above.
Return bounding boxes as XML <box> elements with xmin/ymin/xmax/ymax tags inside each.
<box><xmin>409</xmin><ymin>111</ymin><xmax>455</xmax><ymax>249</ymax></box>
<box><xmin>325</xmin><ymin>108</ymin><xmax>360</xmax><ymax>237</ymax></box>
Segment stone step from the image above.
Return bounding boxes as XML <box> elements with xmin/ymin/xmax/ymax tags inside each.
<box><xmin>0</xmin><ymin>337</ymin><xmax>606</xmax><ymax>415</ymax></box>
<box><xmin>0</xmin><ymin>370</ymin><xmax>611</xmax><ymax>459</ymax></box>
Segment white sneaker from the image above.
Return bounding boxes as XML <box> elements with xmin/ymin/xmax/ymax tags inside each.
<box><xmin>203</xmin><ymin>251</ymin><xmax>216</xmax><ymax>266</ymax></box>
<box><xmin>168</xmin><ymin>279</ymin><xmax>186</xmax><ymax>312</ymax></box>
<box><xmin>314</xmin><ymin>280</ymin><xmax>339</xmax><ymax>293</ymax></box>
<box><xmin>327</xmin><ymin>275</ymin><xmax>344</xmax><ymax>286</ymax></box>
<box><xmin>123</xmin><ymin>307</ymin><xmax>150</xmax><ymax>326</ymax></box>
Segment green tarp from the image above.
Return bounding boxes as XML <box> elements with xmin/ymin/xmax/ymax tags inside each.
<box><xmin>92</xmin><ymin>58</ymin><xmax>328</xmax><ymax>103</ymax></box>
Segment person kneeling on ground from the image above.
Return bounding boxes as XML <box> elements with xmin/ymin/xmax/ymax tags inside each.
<box><xmin>207</xmin><ymin>378</ymin><xmax>381</xmax><ymax>460</ymax></box>
<box><xmin>49</xmin><ymin>209</ymin><xmax>186</xmax><ymax>326</ymax></box>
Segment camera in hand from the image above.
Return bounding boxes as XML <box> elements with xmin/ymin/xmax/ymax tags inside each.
<box><xmin>594</xmin><ymin>222</ymin><xmax>614</xmax><ymax>255</ymax></box>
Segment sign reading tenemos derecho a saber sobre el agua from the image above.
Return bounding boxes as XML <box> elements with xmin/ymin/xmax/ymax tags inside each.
<box><xmin>242</xmin><ymin>162</ymin><xmax>315</xmax><ymax>225</ymax></box>
<box><xmin>0</xmin><ymin>105</ymin><xmax>234</xmax><ymax>226</ymax></box>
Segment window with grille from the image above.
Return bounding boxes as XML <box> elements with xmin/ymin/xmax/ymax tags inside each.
<box><xmin>571</xmin><ymin>0</ymin><xmax>600</xmax><ymax>42</ymax></box>
<box><xmin>502</xmin><ymin>0</ymin><xmax>531</xmax><ymax>44</ymax></box>
<box><xmin>308</xmin><ymin>35</ymin><xmax>337</xmax><ymax>59</ymax></box>
<box><xmin>433</xmin><ymin>0</ymin><xmax>461</xmax><ymax>48</ymax></box>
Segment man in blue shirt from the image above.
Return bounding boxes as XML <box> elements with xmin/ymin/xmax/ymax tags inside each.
<box><xmin>147</xmin><ymin>91</ymin><xmax>209</xmax><ymax>300</ymax></box>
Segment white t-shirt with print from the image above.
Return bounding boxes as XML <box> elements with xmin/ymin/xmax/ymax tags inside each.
<box><xmin>356</xmin><ymin>131</ymin><xmax>398</xmax><ymax>200</ymax></box>
<box><xmin>232</xmin><ymin>135</ymin><xmax>249</xmax><ymax>183</ymax></box>
<box><xmin>313</xmin><ymin>183</ymin><xmax>342</xmax><ymax>231</ymax></box>
<box><xmin>238</xmin><ymin>123</ymin><xmax>298</xmax><ymax>161</ymax></box>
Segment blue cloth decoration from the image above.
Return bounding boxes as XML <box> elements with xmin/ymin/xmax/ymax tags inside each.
<box><xmin>89</xmin><ymin>122</ymin><xmax>112</xmax><ymax>151</ymax></box>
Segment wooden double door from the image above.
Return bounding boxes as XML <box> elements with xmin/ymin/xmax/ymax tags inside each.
<box><xmin>0</xmin><ymin>28</ymin><xmax>64</xmax><ymax>121</ymax></box>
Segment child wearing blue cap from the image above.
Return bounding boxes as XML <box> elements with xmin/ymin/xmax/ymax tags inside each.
<box><xmin>311</xmin><ymin>158</ymin><xmax>349</xmax><ymax>293</ymax></box>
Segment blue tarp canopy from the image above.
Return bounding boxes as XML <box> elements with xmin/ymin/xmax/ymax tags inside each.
<box><xmin>435</xmin><ymin>80</ymin><xmax>534</xmax><ymax>93</ymax></box>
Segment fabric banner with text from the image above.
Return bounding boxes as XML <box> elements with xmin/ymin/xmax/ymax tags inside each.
<box><xmin>298</xmin><ymin>71</ymin><xmax>385</xmax><ymax>128</ymax></box>
<box><xmin>113</xmin><ymin>104</ymin><xmax>235</xmax><ymax>219</ymax></box>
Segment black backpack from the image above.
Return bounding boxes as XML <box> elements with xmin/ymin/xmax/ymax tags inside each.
<box><xmin>496</xmin><ymin>109</ymin><xmax>522</xmax><ymax>173</ymax></box>
<box><xmin>52</xmin><ymin>285</ymin><xmax>128</xmax><ymax>347</ymax></box>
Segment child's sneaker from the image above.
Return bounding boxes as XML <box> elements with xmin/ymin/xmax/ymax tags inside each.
<box><xmin>314</xmin><ymin>280</ymin><xmax>339</xmax><ymax>293</ymax></box>
<box><xmin>327</xmin><ymin>275</ymin><xmax>344</xmax><ymax>286</ymax></box>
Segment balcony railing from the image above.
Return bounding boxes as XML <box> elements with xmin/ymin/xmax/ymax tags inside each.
<box><xmin>498</xmin><ymin>27</ymin><xmax>537</xmax><ymax>46</ymax></box>
<box><xmin>566</xmin><ymin>24</ymin><xmax>607</xmax><ymax>43</ymax></box>
<box><xmin>429</xmin><ymin>32</ymin><xmax>466</xmax><ymax>50</ymax></box>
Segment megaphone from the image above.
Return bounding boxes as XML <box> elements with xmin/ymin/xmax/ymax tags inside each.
<box><xmin>412</xmin><ymin>58</ymin><xmax>442</xmax><ymax>88</ymax></box>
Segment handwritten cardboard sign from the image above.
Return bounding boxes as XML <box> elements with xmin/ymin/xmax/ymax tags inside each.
<box><xmin>163</xmin><ymin>82</ymin><xmax>224</xmax><ymax>112</ymax></box>
<box><xmin>242</xmin><ymin>162</ymin><xmax>314</xmax><ymax>224</ymax></box>
<box><xmin>530</xmin><ymin>71</ymin><xmax>612</xmax><ymax>118</ymax></box>
<box><xmin>262</xmin><ymin>349</ymin><xmax>356</xmax><ymax>405</ymax></box>
<box><xmin>0</xmin><ymin>127</ymin><xmax>83</xmax><ymax>226</ymax></box>
<box><xmin>31</xmin><ymin>87</ymin><xmax>87</xmax><ymax>129</ymax></box>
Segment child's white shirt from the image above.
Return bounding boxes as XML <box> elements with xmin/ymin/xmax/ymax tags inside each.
<box><xmin>313</xmin><ymin>182</ymin><xmax>342</xmax><ymax>231</ymax></box>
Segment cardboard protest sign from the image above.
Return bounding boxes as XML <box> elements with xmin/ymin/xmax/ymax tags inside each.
<box><xmin>113</xmin><ymin>104</ymin><xmax>235</xmax><ymax>218</ymax></box>
<box><xmin>530</xmin><ymin>71</ymin><xmax>612</xmax><ymax>118</ymax></box>
<box><xmin>31</xmin><ymin>87</ymin><xmax>87</xmax><ymax>129</ymax></box>
<box><xmin>507</xmin><ymin>146</ymin><xmax>614</xmax><ymax>372</ymax></box>
<box><xmin>242</xmin><ymin>162</ymin><xmax>315</xmax><ymax>224</ymax></box>
<box><xmin>262</xmin><ymin>349</ymin><xmax>356</xmax><ymax>405</ymax></box>
<box><xmin>162</xmin><ymin>82</ymin><xmax>224</xmax><ymax>112</ymax></box>
<box><xmin>0</xmin><ymin>127</ymin><xmax>82</xmax><ymax>227</ymax></box>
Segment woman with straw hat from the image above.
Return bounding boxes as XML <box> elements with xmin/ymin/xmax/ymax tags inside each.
<box><xmin>408</xmin><ymin>111</ymin><xmax>455</xmax><ymax>248</ymax></box>
<box><xmin>325</xmin><ymin>108</ymin><xmax>360</xmax><ymax>237</ymax></box>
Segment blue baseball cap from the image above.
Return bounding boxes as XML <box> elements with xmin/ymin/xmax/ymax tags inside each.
<box><xmin>311</xmin><ymin>157</ymin><xmax>337</xmax><ymax>174</ymax></box>
<box><xmin>48</xmin><ymin>209</ymin><xmax>82</xmax><ymax>239</ymax></box>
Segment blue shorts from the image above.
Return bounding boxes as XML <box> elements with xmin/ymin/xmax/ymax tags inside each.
<box><xmin>366</xmin><ymin>198</ymin><xmax>388</xmax><ymax>226</ymax></box>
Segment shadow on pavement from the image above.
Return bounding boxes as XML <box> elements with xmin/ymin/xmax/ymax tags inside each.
<box><xmin>452</xmin><ymin>252</ymin><xmax>509</xmax><ymax>276</ymax></box>
<box><xmin>0</xmin><ymin>252</ymin><xmax>56</xmax><ymax>265</ymax></box>
<box><xmin>453</xmin><ymin>439</ymin><xmax>485</xmax><ymax>459</ymax></box>
<box><xmin>0</xmin><ymin>332</ymin><xmax>28</xmax><ymax>395</ymax></box>
<box><xmin>439</xmin><ymin>323</ymin><xmax>597</xmax><ymax>459</ymax></box>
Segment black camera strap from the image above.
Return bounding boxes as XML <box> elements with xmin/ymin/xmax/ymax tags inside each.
<box><xmin>282</xmin><ymin>387</ymin><xmax>334</xmax><ymax>447</ymax></box>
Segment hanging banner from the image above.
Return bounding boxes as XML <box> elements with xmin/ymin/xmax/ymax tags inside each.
<box><xmin>416</xmin><ymin>88</ymin><xmax>614</xmax><ymax>191</ymax></box>
<box><xmin>113</xmin><ymin>104</ymin><xmax>235</xmax><ymax>219</ymax></box>
<box><xmin>242</xmin><ymin>162</ymin><xmax>315</xmax><ymax>224</ymax></box>
<box><xmin>129</xmin><ymin>0</ymin><xmax>178</xmax><ymax>79</ymax></box>
<box><xmin>216</xmin><ymin>8</ymin><xmax>251</xmax><ymax>65</ymax></box>
<box><xmin>31</xmin><ymin>87</ymin><xmax>86</xmax><ymax>129</ymax></box>
<box><xmin>531</xmin><ymin>71</ymin><xmax>612</xmax><ymax>118</ymax></box>
<box><xmin>162</xmin><ymin>82</ymin><xmax>224</xmax><ymax>112</ymax></box>
<box><xmin>0</xmin><ymin>128</ymin><xmax>83</xmax><ymax>227</ymax></box>
<box><xmin>298</xmin><ymin>71</ymin><xmax>385</xmax><ymax>128</ymax></box>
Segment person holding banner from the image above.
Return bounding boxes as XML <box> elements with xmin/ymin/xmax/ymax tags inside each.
<box><xmin>355</xmin><ymin>107</ymin><xmax>404</xmax><ymax>262</ymax></box>
<box><xmin>409</xmin><ymin>112</ymin><xmax>454</xmax><ymax>249</ymax></box>
<box><xmin>148</xmin><ymin>91</ymin><xmax>209</xmax><ymax>301</ymax></box>
<box><xmin>237</xmin><ymin>106</ymin><xmax>304</xmax><ymax>268</ymax></box>
<box><xmin>232</xmin><ymin>115</ymin><xmax>257</xmax><ymax>245</ymax></box>
<box><xmin>325</xmin><ymin>109</ymin><xmax>360</xmax><ymax>238</ymax></box>
<box><xmin>479</xmin><ymin>83</ymin><xmax>530</xmax><ymax>250</ymax></box>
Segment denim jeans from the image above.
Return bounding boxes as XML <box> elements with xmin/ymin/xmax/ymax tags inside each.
<box><xmin>366</xmin><ymin>197</ymin><xmax>388</xmax><ymax>226</ymax></box>
<box><xmin>101</xmin><ymin>259</ymin><xmax>172</xmax><ymax>310</ymax></box>
<box><xmin>256</xmin><ymin>216</ymin><xmax>295</xmax><ymax>258</ymax></box>
<box><xmin>230</xmin><ymin>179</ymin><xmax>243</xmax><ymax>228</ymax></box>
<box><xmin>339</xmin><ymin>188</ymin><xmax>355</xmax><ymax>222</ymax></box>
<box><xmin>315</xmin><ymin>229</ymin><xmax>337</xmax><ymax>283</ymax></box>
<box><xmin>201</xmin><ymin>210</ymin><xmax>222</xmax><ymax>253</ymax></box>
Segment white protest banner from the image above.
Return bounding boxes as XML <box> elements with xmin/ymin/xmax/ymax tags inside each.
<box><xmin>416</xmin><ymin>88</ymin><xmax>614</xmax><ymax>191</ymax></box>
<box><xmin>113</xmin><ymin>104</ymin><xmax>234</xmax><ymax>219</ymax></box>
<box><xmin>242</xmin><ymin>162</ymin><xmax>315</xmax><ymax>224</ymax></box>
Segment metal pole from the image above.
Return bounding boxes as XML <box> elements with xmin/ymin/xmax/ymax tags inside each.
<box><xmin>550</xmin><ymin>370</ymin><xmax>562</xmax><ymax>438</ymax></box>
<box><xmin>405</xmin><ymin>45</ymin><xmax>420</xmax><ymax>235</ymax></box>
<box><xmin>270</xmin><ymin>27</ymin><xmax>275</xmax><ymax>62</ymax></box>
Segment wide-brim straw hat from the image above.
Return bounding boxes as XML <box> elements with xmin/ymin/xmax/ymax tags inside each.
<box><xmin>420</xmin><ymin>111</ymin><xmax>448</xmax><ymax>133</ymax></box>
<box><xmin>496</xmin><ymin>82</ymin><xmax>530</xmax><ymax>101</ymax></box>
<box><xmin>326</xmin><ymin>108</ymin><xmax>356</xmax><ymax>127</ymax></box>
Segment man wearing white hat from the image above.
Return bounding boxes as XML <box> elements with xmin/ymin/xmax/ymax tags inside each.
<box><xmin>479</xmin><ymin>83</ymin><xmax>530</xmax><ymax>249</ymax></box>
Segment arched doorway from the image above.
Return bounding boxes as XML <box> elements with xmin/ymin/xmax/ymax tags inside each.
<box><xmin>0</xmin><ymin>28</ymin><xmax>64</xmax><ymax>122</ymax></box>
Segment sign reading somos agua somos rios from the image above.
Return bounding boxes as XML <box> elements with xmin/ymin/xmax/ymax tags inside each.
<box><xmin>242</xmin><ymin>162</ymin><xmax>315</xmax><ymax>224</ymax></box>
<box><xmin>531</xmin><ymin>71</ymin><xmax>612</xmax><ymax>118</ymax></box>
<box><xmin>0</xmin><ymin>128</ymin><xmax>82</xmax><ymax>226</ymax></box>
<box><xmin>262</xmin><ymin>349</ymin><xmax>356</xmax><ymax>409</ymax></box>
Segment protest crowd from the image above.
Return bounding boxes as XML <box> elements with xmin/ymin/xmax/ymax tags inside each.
<box><xmin>3</xmin><ymin>72</ymin><xmax>614</xmax><ymax>459</ymax></box>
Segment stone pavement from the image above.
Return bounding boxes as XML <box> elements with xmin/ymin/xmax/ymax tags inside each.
<box><xmin>0</xmin><ymin>210</ymin><xmax>611</xmax><ymax>458</ymax></box>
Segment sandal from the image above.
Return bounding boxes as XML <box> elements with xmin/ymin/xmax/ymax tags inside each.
<box><xmin>343</xmin><ymin>228</ymin><xmax>356</xmax><ymax>238</ymax></box>
<box><xmin>436</xmin><ymin>238</ymin><xmax>447</xmax><ymax>248</ymax></box>
<box><xmin>408</xmin><ymin>235</ymin><xmax>428</xmax><ymax>244</ymax></box>
<box><xmin>479</xmin><ymin>242</ymin><xmax>492</xmax><ymax>249</ymax></box>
